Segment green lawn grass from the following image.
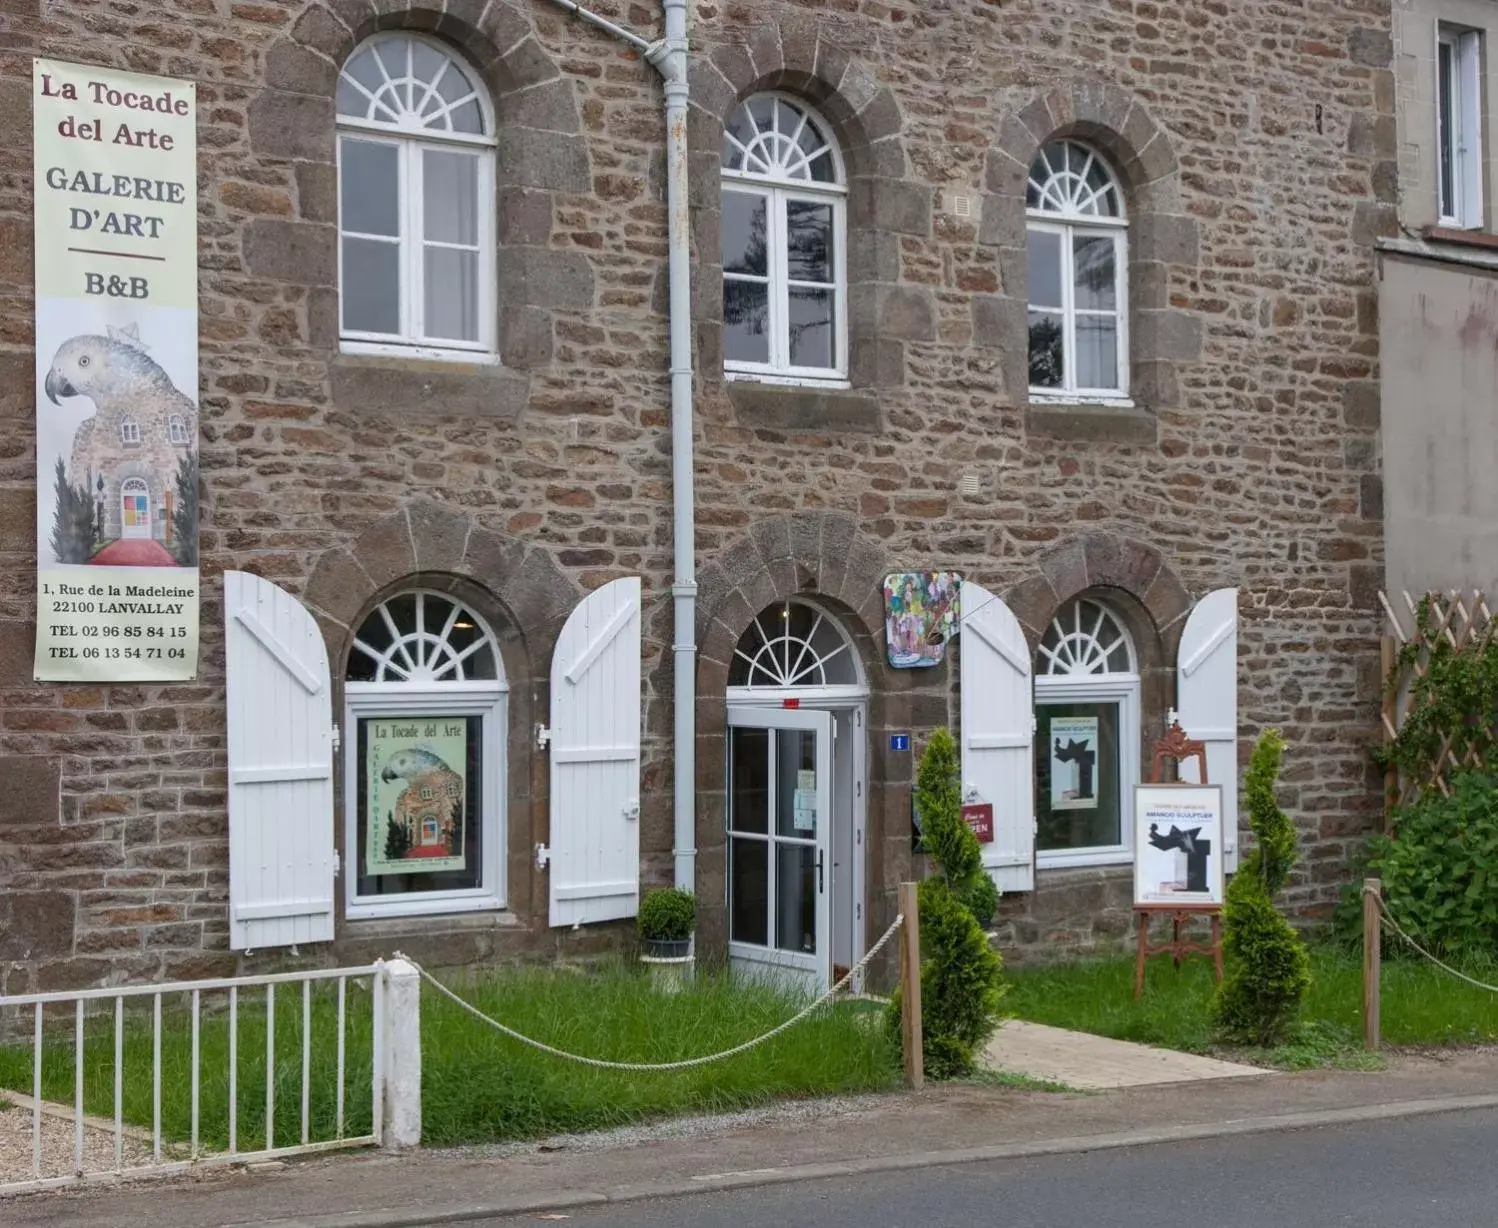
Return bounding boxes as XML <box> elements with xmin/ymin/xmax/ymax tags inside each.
<box><xmin>1005</xmin><ymin>946</ymin><xmax>1498</xmax><ymax>1066</ymax></box>
<box><xmin>0</xmin><ymin>963</ymin><xmax>897</xmax><ymax>1150</ymax></box>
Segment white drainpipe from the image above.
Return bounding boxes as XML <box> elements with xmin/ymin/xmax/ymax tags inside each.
<box><xmin>545</xmin><ymin>1</ymin><xmax>697</xmax><ymax>895</ymax></box>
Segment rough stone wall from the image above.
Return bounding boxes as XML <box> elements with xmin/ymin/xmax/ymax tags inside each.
<box><xmin>0</xmin><ymin>0</ymin><xmax>1389</xmax><ymax>989</ymax></box>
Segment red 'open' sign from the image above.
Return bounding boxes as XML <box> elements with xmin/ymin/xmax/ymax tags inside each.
<box><xmin>962</xmin><ymin>802</ymin><xmax>994</xmax><ymax>844</ymax></box>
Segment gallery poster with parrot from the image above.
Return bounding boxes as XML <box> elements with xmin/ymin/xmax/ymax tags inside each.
<box><xmin>32</xmin><ymin>58</ymin><xmax>200</xmax><ymax>682</ymax></box>
<box><xmin>365</xmin><ymin>718</ymin><xmax>469</xmax><ymax>876</ymax></box>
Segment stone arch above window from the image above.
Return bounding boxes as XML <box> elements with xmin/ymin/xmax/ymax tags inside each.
<box><xmin>981</xmin><ymin>84</ymin><xmax>1201</xmax><ymax>417</ymax></box>
<box><xmin>688</xmin><ymin>24</ymin><xmax>918</xmax><ymax>428</ymax></box>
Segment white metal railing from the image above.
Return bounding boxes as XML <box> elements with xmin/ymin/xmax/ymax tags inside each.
<box><xmin>0</xmin><ymin>963</ymin><xmax>388</xmax><ymax>1197</ymax></box>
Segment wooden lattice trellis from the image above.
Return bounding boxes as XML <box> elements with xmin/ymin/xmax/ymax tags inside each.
<box><xmin>1380</xmin><ymin>589</ymin><xmax>1498</xmax><ymax>820</ymax></box>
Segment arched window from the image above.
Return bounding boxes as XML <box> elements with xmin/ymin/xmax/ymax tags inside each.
<box><xmin>1026</xmin><ymin>140</ymin><xmax>1128</xmax><ymax>399</ymax></box>
<box><xmin>729</xmin><ymin>600</ymin><xmax>861</xmax><ymax>689</ymax></box>
<box><xmin>167</xmin><ymin>414</ymin><xmax>188</xmax><ymax>445</ymax></box>
<box><xmin>343</xmin><ymin>591</ymin><xmax>507</xmax><ymax>918</ymax></box>
<box><xmin>336</xmin><ymin>34</ymin><xmax>496</xmax><ymax>357</ymax></box>
<box><xmin>721</xmin><ymin>95</ymin><xmax>846</xmax><ymax>381</ymax></box>
<box><xmin>1033</xmin><ymin>597</ymin><xmax>1140</xmax><ymax>865</ymax></box>
<box><xmin>119</xmin><ymin>416</ymin><xmax>141</xmax><ymax>446</ymax></box>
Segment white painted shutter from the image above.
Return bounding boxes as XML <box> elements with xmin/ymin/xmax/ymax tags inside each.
<box><xmin>548</xmin><ymin>577</ymin><xmax>642</xmax><ymax>927</ymax></box>
<box><xmin>223</xmin><ymin>571</ymin><xmax>336</xmax><ymax>951</ymax></box>
<box><xmin>960</xmin><ymin>582</ymin><xmax>1035</xmax><ymax>893</ymax></box>
<box><xmin>1176</xmin><ymin>587</ymin><xmax>1240</xmax><ymax>872</ymax></box>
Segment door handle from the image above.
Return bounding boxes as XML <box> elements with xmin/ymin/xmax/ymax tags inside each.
<box><xmin>817</xmin><ymin>849</ymin><xmax>824</xmax><ymax>893</ymax></box>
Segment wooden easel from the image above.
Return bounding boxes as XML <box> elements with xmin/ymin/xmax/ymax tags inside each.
<box><xmin>1133</xmin><ymin>721</ymin><xmax>1224</xmax><ymax>998</ymax></box>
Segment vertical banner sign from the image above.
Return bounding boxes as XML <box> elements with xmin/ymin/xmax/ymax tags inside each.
<box><xmin>32</xmin><ymin>59</ymin><xmax>199</xmax><ymax>682</ymax></box>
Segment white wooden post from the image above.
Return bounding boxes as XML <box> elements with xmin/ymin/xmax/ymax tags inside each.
<box><xmin>380</xmin><ymin>959</ymin><xmax>422</xmax><ymax>1149</ymax></box>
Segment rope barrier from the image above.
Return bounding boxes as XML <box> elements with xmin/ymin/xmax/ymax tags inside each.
<box><xmin>1365</xmin><ymin>884</ymin><xmax>1498</xmax><ymax>995</ymax></box>
<box><xmin>405</xmin><ymin>913</ymin><xmax>905</xmax><ymax>1072</ymax></box>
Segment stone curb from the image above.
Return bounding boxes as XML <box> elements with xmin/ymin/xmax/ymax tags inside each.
<box><xmin>236</xmin><ymin>1092</ymin><xmax>1498</xmax><ymax>1228</ymax></box>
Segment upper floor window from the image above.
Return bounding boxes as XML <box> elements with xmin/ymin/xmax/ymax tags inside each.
<box><xmin>1026</xmin><ymin>140</ymin><xmax>1128</xmax><ymax>401</ymax></box>
<box><xmin>119</xmin><ymin>416</ymin><xmax>141</xmax><ymax>446</ymax></box>
<box><xmin>336</xmin><ymin>35</ymin><xmax>496</xmax><ymax>359</ymax></box>
<box><xmin>1438</xmin><ymin>26</ymin><xmax>1483</xmax><ymax>230</ymax></box>
<box><xmin>721</xmin><ymin>95</ymin><xmax>847</xmax><ymax>382</ymax></box>
<box><xmin>167</xmin><ymin>414</ymin><xmax>188</xmax><ymax>445</ymax></box>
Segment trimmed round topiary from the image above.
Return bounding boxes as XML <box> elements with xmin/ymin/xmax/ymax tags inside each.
<box><xmin>638</xmin><ymin>887</ymin><xmax>696</xmax><ymax>943</ymax></box>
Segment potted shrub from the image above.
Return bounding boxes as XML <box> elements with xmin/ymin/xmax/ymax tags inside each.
<box><xmin>638</xmin><ymin>887</ymin><xmax>695</xmax><ymax>993</ymax></box>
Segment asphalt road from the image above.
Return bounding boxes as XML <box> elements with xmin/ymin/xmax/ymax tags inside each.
<box><xmin>491</xmin><ymin>1108</ymin><xmax>1498</xmax><ymax>1228</ymax></box>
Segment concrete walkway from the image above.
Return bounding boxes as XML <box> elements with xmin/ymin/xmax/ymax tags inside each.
<box><xmin>982</xmin><ymin>1019</ymin><xmax>1264</xmax><ymax>1089</ymax></box>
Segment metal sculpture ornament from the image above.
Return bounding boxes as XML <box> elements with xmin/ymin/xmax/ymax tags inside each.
<box><xmin>32</xmin><ymin>59</ymin><xmax>199</xmax><ymax>681</ymax></box>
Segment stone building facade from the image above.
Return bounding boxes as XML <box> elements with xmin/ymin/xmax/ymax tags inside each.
<box><xmin>0</xmin><ymin>0</ymin><xmax>1389</xmax><ymax>991</ymax></box>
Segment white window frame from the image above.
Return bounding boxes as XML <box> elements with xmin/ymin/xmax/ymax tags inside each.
<box><xmin>343</xmin><ymin>684</ymin><xmax>507</xmax><ymax>920</ymax></box>
<box><xmin>119</xmin><ymin>417</ymin><xmax>140</xmax><ymax>445</ymax></box>
<box><xmin>342</xmin><ymin>590</ymin><xmax>508</xmax><ymax>921</ymax></box>
<box><xmin>167</xmin><ymin>414</ymin><xmax>188</xmax><ymax>444</ymax></box>
<box><xmin>1034</xmin><ymin>674</ymin><xmax>1141</xmax><ymax>869</ymax></box>
<box><xmin>1437</xmin><ymin>25</ymin><xmax>1484</xmax><ymax>230</ymax></box>
<box><xmin>722</xmin><ymin>94</ymin><xmax>848</xmax><ymax>385</ymax></box>
<box><xmin>1026</xmin><ymin>140</ymin><xmax>1131</xmax><ymax>404</ymax></box>
<box><xmin>1033</xmin><ymin>597</ymin><xmax>1140</xmax><ymax>868</ymax></box>
<box><xmin>336</xmin><ymin>33</ymin><xmax>498</xmax><ymax>363</ymax></box>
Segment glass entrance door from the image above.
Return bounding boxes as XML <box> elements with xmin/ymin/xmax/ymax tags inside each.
<box><xmin>726</xmin><ymin>705</ymin><xmax>832</xmax><ymax>994</ymax></box>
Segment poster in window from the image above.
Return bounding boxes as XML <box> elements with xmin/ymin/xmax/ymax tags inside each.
<box><xmin>366</xmin><ymin>717</ymin><xmax>468</xmax><ymax>876</ymax></box>
<box><xmin>1049</xmin><ymin>715</ymin><xmax>1099</xmax><ymax>811</ymax></box>
<box><xmin>884</xmin><ymin>571</ymin><xmax>960</xmax><ymax>668</ymax></box>
<box><xmin>1133</xmin><ymin>783</ymin><xmax>1224</xmax><ymax>908</ymax></box>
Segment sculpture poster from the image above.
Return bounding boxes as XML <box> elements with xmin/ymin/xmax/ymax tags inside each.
<box><xmin>32</xmin><ymin>59</ymin><xmax>200</xmax><ymax>681</ymax></box>
<box><xmin>1049</xmin><ymin>715</ymin><xmax>1099</xmax><ymax>811</ymax></box>
<box><xmin>1133</xmin><ymin>784</ymin><xmax>1224</xmax><ymax>907</ymax></box>
<box><xmin>366</xmin><ymin>718</ymin><xmax>468</xmax><ymax>876</ymax></box>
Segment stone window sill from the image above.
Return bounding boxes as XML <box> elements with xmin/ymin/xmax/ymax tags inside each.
<box><xmin>330</xmin><ymin>353</ymin><xmax>529</xmax><ymax>420</ymax></box>
<box><xmin>339</xmin><ymin>909</ymin><xmax>522</xmax><ymax>939</ymax></box>
<box><xmin>726</xmin><ymin>379</ymin><xmax>882</xmax><ymax>434</ymax></box>
<box><xmin>341</xmin><ymin>339</ymin><xmax>500</xmax><ymax>368</ymax></box>
<box><xmin>1026</xmin><ymin>400</ymin><xmax>1156</xmax><ymax>445</ymax></box>
<box><xmin>1422</xmin><ymin>225</ymin><xmax>1498</xmax><ymax>250</ymax></box>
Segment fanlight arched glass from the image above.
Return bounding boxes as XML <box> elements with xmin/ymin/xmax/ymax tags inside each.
<box><xmin>722</xmin><ymin>95</ymin><xmax>841</xmax><ymax>185</ymax></box>
<box><xmin>347</xmin><ymin>592</ymin><xmax>501</xmax><ymax>683</ymax></box>
<box><xmin>1039</xmin><ymin>599</ymin><xmax>1135</xmax><ymax>676</ymax></box>
<box><xmin>1027</xmin><ymin>140</ymin><xmax>1123</xmax><ymax>219</ymax></box>
<box><xmin>730</xmin><ymin>601</ymin><xmax>860</xmax><ymax>688</ymax></box>
<box><xmin>337</xmin><ymin>35</ymin><xmax>487</xmax><ymax>136</ymax></box>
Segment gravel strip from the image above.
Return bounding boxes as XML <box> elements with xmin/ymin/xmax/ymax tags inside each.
<box><xmin>425</xmin><ymin>1091</ymin><xmax>902</xmax><ymax>1160</ymax></box>
<box><xmin>0</xmin><ymin>1101</ymin><xmax>155</xmax><ymax>1185</ymax></box>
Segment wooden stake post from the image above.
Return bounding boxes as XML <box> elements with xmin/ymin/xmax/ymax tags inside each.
<box><xmin>898</xmin><ymin>880</ymin><xmax>923</xmax><ymax>1089</ymax></box>
<box><xmin>1363</xmin><ymin>877</ymin><xmax>1381</xmax><ymax>1050</ymax></box>
<box><xmin>1133</xmin><ymin>723</ymin><xmax>1225</xmax><ymax>999</ymax></box>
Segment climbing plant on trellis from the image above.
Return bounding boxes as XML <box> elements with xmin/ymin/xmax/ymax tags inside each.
<box><xmin>1379</xmin><ymin>590</ymin><xmax>1498</xmax><ymax>821</ymax></box>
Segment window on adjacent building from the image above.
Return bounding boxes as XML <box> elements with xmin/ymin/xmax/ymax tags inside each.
<box><xmin>1033</xmin><ymin>598</ymin><xmax>1140</xmax><ymax>866</ymax></box>
<box><xmin>721</xmin><ymin>95</ymin><xmax>847</xmax><ymax>382</ymax></box>
<box><xmin>119</xmin><ymin>416</ymin><xmax>141</xmax><ymax>446</ymax></box>
<box><xmin>1438</xmin><ymin>26</ymin><xmax>1483</xmax><ymax>230</ymax></box>
<box><xmin>1026</xmin><ymin>140</ymin><xmax>1129</xmax><ymax>400</ymax></box>
<box><xmin>336</xmin><ymin>34</ymin><xmax>496</xmax><ymax>359</ymax></box>
<box><xmin>343</xmin><ymin>591</ymin><xmax>507</xmax><ymax>919</ymax></box>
